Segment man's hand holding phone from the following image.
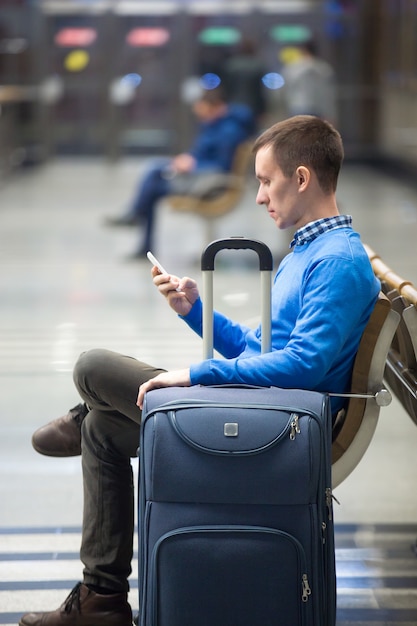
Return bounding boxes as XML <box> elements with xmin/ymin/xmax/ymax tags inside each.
<box><xmin>147</xmin><ymin>251</ymin><xmax>199</xmax><ymax>316</ymax></box>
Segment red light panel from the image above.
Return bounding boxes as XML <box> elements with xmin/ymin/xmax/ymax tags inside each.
<box><xmin>126</xmin><ymin>28</ymin><xmax>170</xmax><ymax>47</ymax></box>
<box><xmin>55</xmin><ymin>28</ymin><xmax>97</xmax><ymax>48</ymax></box>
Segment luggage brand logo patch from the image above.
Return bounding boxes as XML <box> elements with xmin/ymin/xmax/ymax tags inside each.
<box><xmin>224</xmin><ymin>422</ymin><xmax>239</xmax><ymax>437</ymax></box>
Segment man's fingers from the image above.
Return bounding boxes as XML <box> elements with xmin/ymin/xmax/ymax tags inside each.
<box><xmin>137</xmin><ymin>380</ymin><xmax>152</xmax><ymax>409</ymax></box>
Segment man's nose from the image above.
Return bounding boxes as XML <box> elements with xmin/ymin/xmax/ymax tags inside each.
<box><xmin>256</xmin><ymin>188</ymin><xmax>266</xmax><ymax>205</ymax></box>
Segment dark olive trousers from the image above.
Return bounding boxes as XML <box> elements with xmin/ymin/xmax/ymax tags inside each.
<box><xmin>73</xmin><ymin>348</ymin><xmax>165</xmax><ymax>593</ymax></box>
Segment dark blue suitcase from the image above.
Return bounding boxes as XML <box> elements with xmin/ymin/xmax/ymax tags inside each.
<box><xmin>138</xmin><ymin>240</ymin><xmax>336</xmax><ymax>626</ymax></box>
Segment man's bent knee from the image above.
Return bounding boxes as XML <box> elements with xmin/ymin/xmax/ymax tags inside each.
<box><xmin>73</xmin><ymin>349</ymin><xmax>107</xmax><ymax>389</ymax></box>
<box><xmin>73</xmin><ymin>349</ymin><xmax>125</xmax><ymax>403</ymax></box>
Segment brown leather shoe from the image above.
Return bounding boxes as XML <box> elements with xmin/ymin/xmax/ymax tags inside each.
<box><xmin>19</xmin><ymin>582</ymin><xmax>133</xmax><ymax>626</ymax></box>
<box><xmin>31</xmin><ymin>403</ymin><xmax>88</xmax><ymax>457</ymax></box>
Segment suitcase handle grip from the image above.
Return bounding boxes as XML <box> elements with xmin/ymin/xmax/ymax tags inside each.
<box><xmin>201</xmin><ymin>237</ymin><xmax>273</xmax><ymax>359</ymax></box>
<box><xmin>201</xmin><ymin>237</ymin><xmax>273</xmax><ymax>271</ymax></box>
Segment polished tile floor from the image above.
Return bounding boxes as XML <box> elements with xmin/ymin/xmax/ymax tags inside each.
<box><xmin>0</xmin><ymin>156</ymin><xmax>416</xmax><ymax>624</ymax></box>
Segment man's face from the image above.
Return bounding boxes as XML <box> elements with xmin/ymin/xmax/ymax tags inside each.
<box><xmin>192</xmin><ymin>100</ymin><xmax>216</xmax><ymax>122</ymax></box>
<box><xmin>255</xmin><ymin>145</ymin><xmax>302</xmax><ymax>230</ymax></box>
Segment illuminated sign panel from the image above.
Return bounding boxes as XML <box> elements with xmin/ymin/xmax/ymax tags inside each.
<box><xmin>126</xmin><ymin>28</ymin><xmax>170</xmax><ymax>47</ymax></box>
<box><xmin>55</xmin><ymin>28</ymin><xmax>97</xmax><ymax>47</ymax></box>
<box><xmin>198</xmin><ymin>27</ymin><xmax>241</xmax><ymax>46</ymax></box>
<box><xmin>270</xmin><ymin>25</ymin><xmax>311</xmax><ymax>43</ymax></box>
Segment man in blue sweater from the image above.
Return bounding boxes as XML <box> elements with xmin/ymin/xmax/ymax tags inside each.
<box><xmin>106</xmin><ymin>87</ymin><xmax>255</xmax><ymax>258</ymax></box>
<box><xmin>23</xmin><ymin>115</ymin><xmax>379</xmax><ymax>626</ymax></box>
<box><xmin>137</xmin><ymin>116</ymin><xmax>380</xmax><ymax>414</ymax></box>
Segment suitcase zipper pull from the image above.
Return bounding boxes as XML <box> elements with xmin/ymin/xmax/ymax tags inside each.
<box><xmin>325</xmin><ymin>487</ymin><xmax>341</xmax><ymax>520</ymax></box>
<box><xmin>289</xmin><ymin>414</ymin><xmax>301</xmax><ymax>440</ymax></box>
<box><xmin>302</xmin><ymin>574</ymin><xmax>311</xmax><ymax>602</ymax></box>
<box><xmin>321</xmin><ymin>521</ymin><xmax>327</xmax><ymax>544</ymax></box>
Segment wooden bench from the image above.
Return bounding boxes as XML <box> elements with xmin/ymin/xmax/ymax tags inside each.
<box><xmin>332</xmin><ymin>293</ymin><xmax>399</xmax><ymax>487</ymax></box>
<box><xmin>331</xmin><ymin>291</ymin><xmax>400</xmax><ymax>487</ymax></box>
<box><xmin>332</xmin><ymin>245</ymin><xmax>417</xmax><ymax>487</ymax></box>
<box><xmin>365</xmin><ymin>244</ymin><xmax>417</xmax><ymax>427</ymax></box>
<box><xmin>166</xmin><ymin>140</ymin><xmax>254</xmax><ymax>245</ymax></box>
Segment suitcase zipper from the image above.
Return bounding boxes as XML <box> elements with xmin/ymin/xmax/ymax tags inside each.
<box><xmin>289</xmin><ymin>413</ymin><xmax>301</xmax><ymax>440</ymax></box>
<box><xmin>325</xmin><ymin>487</ymin><xmax>341</xmax><ymax>521</ymax></box>
<box><xmin>302</xmin><ymin>573</ymin><xmax>312</xmax><ymax>602</ymax></box>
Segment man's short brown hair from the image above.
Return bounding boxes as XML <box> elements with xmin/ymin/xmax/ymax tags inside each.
<box><xmin>252</xmin><ymin>115</ymin><xmax>344</xmax><ymax>194</ymax></box>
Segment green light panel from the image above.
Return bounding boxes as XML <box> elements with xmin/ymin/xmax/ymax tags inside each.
<box><xmin>198</xmin><ymin>27</ymin><xmax>241</xmax><ymax>46</ymax></box>
<box><xmin>270</xmin><ymin>25</ymin><xmax>312</xmax><ymax>44</ymax></box>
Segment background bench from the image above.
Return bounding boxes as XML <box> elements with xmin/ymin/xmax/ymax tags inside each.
<box><xmin>166</xmin><ymin>140</ymin><xmax>254</xmax><ymax>246</ymax></box>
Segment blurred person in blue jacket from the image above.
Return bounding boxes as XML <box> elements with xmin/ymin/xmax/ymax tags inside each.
<box><xmin>106</xmin><ymin>87</ymin><xmax>255</xmax><ymax>259</ymax></box>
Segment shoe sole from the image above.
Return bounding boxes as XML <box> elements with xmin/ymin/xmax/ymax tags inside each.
<box><xmin>31</xmin><ymin>440</ymin><xmax>81</xmax><ymax>457</ymax></box>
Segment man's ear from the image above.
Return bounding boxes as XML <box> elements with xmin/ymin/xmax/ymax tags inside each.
<box><xmin>296</xmin><ymin>166</ymin><xmax>310</xmax><ymax>191</ymax></box>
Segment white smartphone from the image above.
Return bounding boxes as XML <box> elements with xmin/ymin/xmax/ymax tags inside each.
<box><xmin>147</xmin><ymin>251</ymin><xmax>181</xmax><ymax>292</ymax></box>
<box><xmin>146</xmin><ymin>251</ymin><xmax>169</xmax><ymax>275</ymax></box>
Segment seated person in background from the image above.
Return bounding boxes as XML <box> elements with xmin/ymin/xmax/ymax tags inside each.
<box><xmin>22</xmin><ymin>116</ymin><xmax>379</xmax><ymax>626</ymax></box>
<box><xmin>106</xmin><ymin>87</ymin><xmax>255</xmax><ymax>259</ymax></box>
<box><xmin>281</xmin><ymin>38</ymin><xmax>337</xmax><ymax>125</ymax></box>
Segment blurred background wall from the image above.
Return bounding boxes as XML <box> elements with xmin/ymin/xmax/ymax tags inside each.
<box><xmin>0</xmin><ymin>0</ymin><xmax>415</xmax><ymax>177</ymax></box>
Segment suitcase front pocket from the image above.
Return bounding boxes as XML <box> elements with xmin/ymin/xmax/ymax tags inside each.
<box><xmin>147</xmin><ymin>525</ymin><xmax>310</xmax><ymax>626</ymax></box>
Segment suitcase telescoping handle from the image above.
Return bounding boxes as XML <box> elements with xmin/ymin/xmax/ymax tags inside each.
<box><xmin>201</xmin><ymin>237</ymin><xmax>273</xmax><ymax>359</ymax></box>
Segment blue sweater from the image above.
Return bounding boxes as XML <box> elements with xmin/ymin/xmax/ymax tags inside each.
<box><xmin>182</xmin><ymin>227</ymin><xmax>380</xmax><ymax>412</ymax></box>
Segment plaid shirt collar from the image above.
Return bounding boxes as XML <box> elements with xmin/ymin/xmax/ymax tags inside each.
<box><xmin>290</xmin><ymin>214</ymin><xmax>353</xmax><ymax>248</ymax></box>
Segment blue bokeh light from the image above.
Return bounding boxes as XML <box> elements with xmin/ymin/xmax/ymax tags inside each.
<box><xmin>199</xmin><ymin>73</ymin><xmax>222</xmax><ymax>90</ymax></box>
<box><xmin>262</xmin><ymin>72</ymin><xmax>285</xmax><ymax>90</ymax></box>
<box><xmin>121</xmin><ymin>73</ymin><xmax>142</xmax><ymax>88</ymax></box>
